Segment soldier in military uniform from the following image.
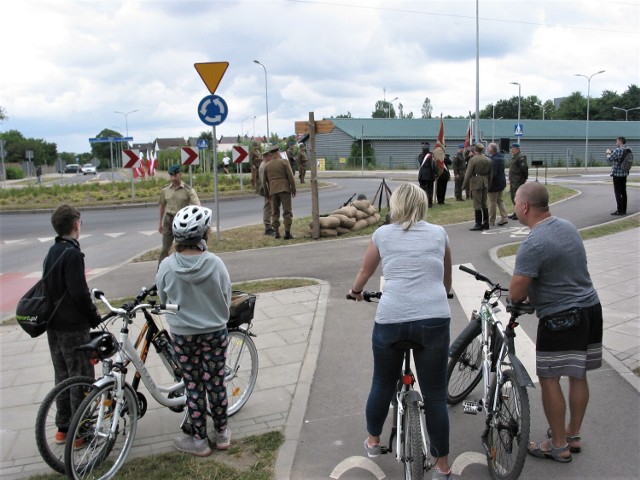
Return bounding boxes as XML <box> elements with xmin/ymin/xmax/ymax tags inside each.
<box><xmin>249</xmin><ymin>142</ymin><xmax>262</xmax><ymax>189</ymax></box>
<box><xmin>462</xmin><ymin>143</ymin><xmax>493</xmax><ymax>231</ymax></box>
<box><xmin>158</xmin><ymin>164</ymin><xmax>201</xmax><ymax>266</ymax></box>
<box><xmin>508</xmin><ymin>143</ymin><xmax>528</xmax><ymax>219</ymax></box>
<box><xmin>256</xmin><ymin>147</ymin><xmax>275</xmax><ymax>236</ymax></box>
<box><xmin>297</xmin><ymin>143</ymin><xmax>308</xmax><ymax>183</ymax></box>
<box><xmin>286</xmin><ymin>143</ymin><xmax>298</xmax><ymax>173</ymax></box>
<box><xmin>452</xmin><ymin>144</ymin><xmax>467</xmax><ymax>201</ymax></box>
<box><xmin>263</xmin><ymin>145</ymin><xmax>297</xmax><ymax>240</ymax></box>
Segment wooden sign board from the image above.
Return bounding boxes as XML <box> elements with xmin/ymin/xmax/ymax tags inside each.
<box><xmin>295</xmin><ymin>120</ymin><xmax>334</xmax><ymax>135</ymax></box>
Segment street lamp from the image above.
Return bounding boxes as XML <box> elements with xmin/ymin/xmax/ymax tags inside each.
<box><xmin>509</xmin><ymin>82</ymin><xmax>521</xmax><ymax>146</ymax></box>
<box><xmin>113</xmin><ymin>109</ymin><xmax>138</xmax><ymax>139</ymax></box>
<box><xmin>252</xmin><ymin>115</ymin><xmax>256</xmax><ymax>139</ymax></box>
<box><xmin>388</xmin><ymin>97</ymin><xmax>398</xmax><ymax>119</ymax></box>
<box><xmin>241</xmin><ymin>116</ymin><xmax>250</xmax><ymax>138</ymax></box>
<box><xmin>253</xmin><ymin>60</ymin><xmax>270</xmax><ymax>141</ymax></box>
<box><xmin>613</xmin><ymin>106</ymin><xmax>640</xmax><ymax>121</ymax></box>
<box><xmin>575</xmin><ymin>70</ymin><xmax>605</xmax><ymax>168</ymax></box>
<box><xmin>536</xmin><ymin>102</ymin><xmax>546</xmax><ymax>120</ymax></box>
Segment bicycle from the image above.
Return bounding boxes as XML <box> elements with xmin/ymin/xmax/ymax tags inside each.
<box><xmin>62</xmin><ymin>288</ymin><xmax>259</xmax><ymax>480</ymax></box>
<box><xmin>446</xmin><ymin>265</ymin><xmax>535</xmax><ymax>480</ymax></box>
<box><xmin>347</xmin><ymin>290</ymin><xmax>435</xmax><ymax>480</ymax></box>
<box><xmin>35</xmin><ymin>285</ymin><xmax>180</xmax><ymax>475</ymax></box>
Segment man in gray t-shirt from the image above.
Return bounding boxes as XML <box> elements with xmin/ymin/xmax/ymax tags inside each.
<box><xmin>509</xmin><ymin>182</ymin><xmax>602</xmax><ymax>463</ymax></box>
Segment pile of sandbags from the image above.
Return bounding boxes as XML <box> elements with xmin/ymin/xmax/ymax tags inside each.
<box><xmin>312</xmin><ymin>199</ymin><xmax>382</xmax><ymax>237</ymax></box>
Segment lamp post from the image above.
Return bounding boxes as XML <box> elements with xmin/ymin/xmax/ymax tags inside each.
<box><xmin>113</xmin><ymin>109</ymin><xmax>138</xmax><ymax>140</ymax></box>
<box><xmin>613</xmin><ymin>106</ymin><xmax>640</xmax><ymax>121</ymax></box>
<box><xmin>388</xmin><ymin>97</ymin><xmax>398</xmax><ymax>119</ymax></box>
<box><xmin>241</xmin><ymin>116</ymin><xmax>250</xmax><ymax>139</ymax></box>
<box><xmin>252</xmin><ymin>115</ymin><xmax>256</xmax><ymax>139</ymax></box>
<box><xmin>509</xmin><ymin>82</ymin><xmax>521</xmax><ymax>146</ymax></box>
<box><xmin>575</xmin><ymin>70</ymin><xmax>605</xmax><ymax>169</ymax></box>
<box><xmin>253</xmin><ymin>60</ymin><xmax>270</xmax><ymax>141</ymax></box>
<box><xmin>536</xmin><ymin>102</ymin><xmax>546</xmax><ymax>120</ymax></box>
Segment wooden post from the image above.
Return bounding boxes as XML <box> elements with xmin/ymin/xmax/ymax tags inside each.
<box><xmin>309</xmin><ymin>112</ymin><xmax>320</xmax><ymax>239</ymax></box>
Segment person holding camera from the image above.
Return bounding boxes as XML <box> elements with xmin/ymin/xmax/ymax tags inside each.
<box><xmin>607</xmin><ymin>136</ymin><xmax>630</xmax><ymax>215</ymax></box>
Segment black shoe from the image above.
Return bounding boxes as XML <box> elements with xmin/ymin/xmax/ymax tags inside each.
<box><xmin>611</xmin><ymin>211</ymin><xmax>625</xmax><ymax>216</ymax></box>
<box><xmin>264</xmin><ymin>228</ymin><xmax>276</xmax><ymax>236</ymax></box>
<box><xmin>508</xmin><ymin>213</ymin><xmax>518</xmax><ymax>220</ymax></box>
<box><xmin>456</xmin><ymin>198</ymin><xmax>464</xmax><ymax>201</ymax></box>
<box><xmin>274</xmin><ymin>231</ymin><xmax>281</xmax><ymax>239</ymax></box>
<box><xmin>284</xmin><ymin>232</ymin><xmax>294</xmax><ymax>240</ymax></box>
<box><xmin>482</xmin><ymin>224</ymin><xmax>489</xmax><ymax>230</ymax></box>
<box><xmin>469</xmin><ymin>224</ymin><xmax>483</xmax><ymax>231</ymax></box>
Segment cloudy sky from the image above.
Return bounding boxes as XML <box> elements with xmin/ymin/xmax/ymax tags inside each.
<box><xmin>1</xmin><ymin>0</ymin><xmax>638</xmax><ymax>154</ymax></box>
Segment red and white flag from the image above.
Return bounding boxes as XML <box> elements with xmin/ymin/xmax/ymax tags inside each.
<box><xmin>435</xmin><ymin>114</ymin><xmax>445</xmax><ymax>151</ymax></box>
<box><xmin>464</xmin><ymin>118</ymin><xmax>472</xmax><ymax>149</ymax></box>
<box><xmin>147</xmin><ymin>150</ymin><xmax>157</xmax><ymax>177</ymax></box>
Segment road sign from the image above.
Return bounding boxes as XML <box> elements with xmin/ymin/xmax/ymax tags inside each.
<box><xmin>122</xmin><ymin>149</ymin><xmax>140</xmax><ymax>168</ymax></box>
<box><xmin>181</xmin><ymin>147</ymin><xmax>199</xmax><ymax>166</ymax></box>
<box><xmin>89</xmin><ymin>137</ymin><xmax>133</xmax><ymax>143</ymax></box>
<box><xmin>232</xmin><ymin>145</ymin><xmax>248</xmax><ymax>164</ymax></box>
<box><xmin>194</xmin><ymin>62</ymin><xmax>229</xmax><ymax>94</ymax></box>
<box><xmin>295</xmin><ymin>120</ymin><xmax>335</xmax><ymax>135</ymax></box>
<box><xmin>197</xmin><ymin>95</ymin><xmax>229</xmax><ymax>126</ymax></box>
<box><xmin>514</xmin><ymin>124</ymin><xmax>524</xmax><ymax>136</ymax></box>
<box><xmin>197</xmin><ymin>139</ymin><xmax>209</xmax><ymax>149</ymax></box>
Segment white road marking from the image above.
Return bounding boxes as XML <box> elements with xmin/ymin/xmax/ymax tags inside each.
<box><xmin>105</xmin><ymin>232</ymin><xmax>125</xmax><ymax>238</ymax></box>
<box><xmin>139</xmin><ymin>230</ymin><xmax>157</xmax><ymax>236</ymax></box>
<box><xmin>329</xmin><ymin>456</ymin><xmax>386</xmax><ymax>479</ymax></box>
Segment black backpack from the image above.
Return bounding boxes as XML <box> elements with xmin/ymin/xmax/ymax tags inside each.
<box><xmin>619</xmin><ymin>148</ymin><xmax>633</xmax><ymax>172</ymax></box>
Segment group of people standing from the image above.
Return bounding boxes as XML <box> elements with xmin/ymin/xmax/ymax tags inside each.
<box><xmin>419</xmin><ymin>140</ymin><xmax>529</xmax><ymax>231</ymax></box>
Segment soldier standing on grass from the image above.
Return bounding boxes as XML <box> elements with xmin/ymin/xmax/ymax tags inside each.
<box><xmin>250</xmin><ymin>141</ymin><xmax>262</xmax><ymax>189</ymax></box>
<box><xmin>452</xmin><ymin>144</ymin><xmax>467</xmax><ymax>201</ymax></box>
<box><xmin>462</xmin><ymin>143</ymin><xmax>493</xmax><ymax>231</ymax></box>
<box><xmin>263</xmin><ymin>145</ymin><xmax>296</xmax><ymax>240</ymax></box>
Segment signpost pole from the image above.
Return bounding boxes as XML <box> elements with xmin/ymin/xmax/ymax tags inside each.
<box><xmin>212</xmin><ymin>126</ymin><xmax>220</xmax><ymax>240</ymax></box>
<box><xmin>310</xmin><ymin>112</ymin><xmax>320</xmax><ymax>239</ymax></box>
<box><xmin>109</xmin><ymin>140</ymin><xmax>115</xmax><ymax>183</ymax></box>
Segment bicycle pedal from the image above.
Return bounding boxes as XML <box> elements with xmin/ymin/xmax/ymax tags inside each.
<box><xmin>380</xmin><ymin>445</ymin><xmax>390</xmax><ymax>455</ymax></box>
<box><xmin>463</xmin><ymin>400</ymin><xmax>482</xmax><ymax>414</ymax></box>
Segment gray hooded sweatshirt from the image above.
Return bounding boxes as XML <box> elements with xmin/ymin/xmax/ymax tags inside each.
<box><xmin>156</xmin><ymin>251</ymin><xmax>231</xmax><ymax>336</ymax></box>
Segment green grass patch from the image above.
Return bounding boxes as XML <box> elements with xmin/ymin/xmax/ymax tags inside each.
<box><xmin>26</xmin><ymin>430</ymin><xmax>285</xmax><ymax>480</ymax></box>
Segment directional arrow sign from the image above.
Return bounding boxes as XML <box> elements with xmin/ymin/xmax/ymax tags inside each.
<box><xmin>122</xmin><ymin>149</ymin><xmax>140</xmax><ymax>168</ymax></box>
<box><xmin>232</xmin><ymin>145</ymin><xmax>248</xmax><ymax>164</ymax></box>
<box><xmin>197</xmin><ymin>94</ymin><xmax>229</xmax><ymax>126</ymax></box>
<box><xmin>181</xmin><ymin>147</ymin><xmax>199</xmax><ymax>166</ymax></box>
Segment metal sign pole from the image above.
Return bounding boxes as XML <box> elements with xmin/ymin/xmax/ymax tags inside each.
<box><xmin>212</xmin><ymin>126</ymin><xmax>220</xmax><ymax>240</ymax></box>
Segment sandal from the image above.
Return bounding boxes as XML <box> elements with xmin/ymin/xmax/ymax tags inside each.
<box><xmin>528</xmin><ymin>440</ymin><xmax>572</xmax><ymax>463</ymax></box>
<box><xmin>546</xmin><ymin>428</ymin><xmax>582</xmax><ymax>453</ymax></box>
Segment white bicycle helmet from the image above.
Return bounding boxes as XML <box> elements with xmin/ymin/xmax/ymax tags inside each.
<box><xmin>172</xmin><ymin>206</ymin><xmax>212</xmax><ymax>244</ymax></box>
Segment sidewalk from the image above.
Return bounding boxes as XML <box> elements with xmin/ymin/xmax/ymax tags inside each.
<box><xmin>0</xmin><ymin>229</ymin><xmax>638</xmax><ymax>479</ymax></box>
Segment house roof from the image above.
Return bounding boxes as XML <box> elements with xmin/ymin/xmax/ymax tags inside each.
<box><xmin>325</xmin><ymin>118</ymin><xmax>640</xmax><ymax>142</ymax></box>
<box><xmin>155</xmin><ymin>137</ymin><xmax>187</xmax><ymax>149</ymax></box>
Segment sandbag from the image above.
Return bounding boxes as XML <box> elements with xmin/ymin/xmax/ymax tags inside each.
<box><xmin>352</xmin><ymin>199</ymin><xmax>371</xmax><ymax>212</ymax></box>
<box><xmin>354</xmin><ymin>209</ymin><xmax>369</xmax><ymax>220</ymax></box>
<box><xmin>319</xmin><ymin>216</ymin><xmax>341</xmax><ymax>229</ymax></box>
<box><xmin>332</xmin><ymin>205</ymin><xmax>357</xmax><ymax>218</ymax></box>
<box><xmin>319</xmin><ymin>228</ymin><xmax>338</xmax><ymax>237</ymax></box>
<box><xmin>331</xmin><ymin>213</ymin><xmax>356</xmax><ymax>228</ymax></box>
<box><xmin>366</xmin><ymin>205</ymin><xmax>378</xmax><ymax>216</ymax></box>
<box><xmin>336</xmin><ymin>226</ymin><xmax>352</xmax><ymax>235</ymax></box>
<box><xmin>366</xmin><ymin>215</ymin><xmax>378</xmax><ymax>225</ymax></box>
<box><xmin>351</xmin><ymin>219</ymin><xmax>369</xmax><ymax>231</ymax></box>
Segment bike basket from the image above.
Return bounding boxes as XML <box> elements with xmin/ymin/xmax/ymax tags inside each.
<box><xmin>228</xmin><ymin>291</ymin><xmax>257</xmax><ymax>328</ymax></box>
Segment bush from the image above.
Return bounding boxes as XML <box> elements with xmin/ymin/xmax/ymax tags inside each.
<box><xmin>5</xmin><ymin>166</ymin><xmax>24</xmax><ymax>180</ymax></box>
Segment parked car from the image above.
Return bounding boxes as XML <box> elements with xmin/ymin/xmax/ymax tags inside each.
<box><xmin>81</xmin><ymin>164</ymin><xmax>97</xmax><ymax>175</ymax></box>
<box><xmin>64</xmin><ymin>164</ymin><xmax>81</xmax><ymax>174</ymax></box>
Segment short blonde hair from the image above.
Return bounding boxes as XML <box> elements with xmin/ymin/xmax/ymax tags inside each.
<box><xmin>389</xmin><ymin>183</ymin><xmax>428</xmax><ymax>230</ymax></box>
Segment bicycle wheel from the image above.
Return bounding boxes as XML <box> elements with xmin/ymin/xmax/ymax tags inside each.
<box><xmin>403</xmin><ymin>401</ymin><xmax>425</xmax><ymax>480</ymax></box>
<box><xmin>35</xmin><ymin>376</ymin><xmax>95</xmax><ymax>474</ymax></box>
<box><xmin>447</xmin><ymin>333</ymin><xmax>482</xmax><ymax>404</ymax></box>
<box><xmin>226</xmin><ymin>330</ymin><xmax>259</xmax><ymax>416</ymax></box>
<box><xmin>485</xmin><ymin>369</ymin><xmax>530</xmax><ymax>480</ymax></box>
<box><xmin>64</xmin><ymin>382</ymin><xmax>138</xmax><ymax>480</ymax></box>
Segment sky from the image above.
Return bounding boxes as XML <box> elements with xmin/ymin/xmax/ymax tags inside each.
<box><xmin>1</xmin><ymin>0</ymin><xmax>639</xmax><ymax>154</ymax></box>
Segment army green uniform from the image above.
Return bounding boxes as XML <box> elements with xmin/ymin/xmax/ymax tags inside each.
<box><xmin>452</xmin><ymin>150</ymin><xmax>467</xmax><ymax>200</ymax></box>
<box><xmin>263</xmin><ymin>157</ymin><xmax>296</xmax><ymax>237</ymax></box>
<box><xmin>250</xmin><ymin>145</ymin><xmax>262</xmax><ymax>189</ymax></box>
<box><xmin>158</xmin><ymin>182</ymin><xmax>200</xmax><ymax>263</ymax></box>
<box><xmin>509</xmin><ymin>152</ymin><xmax>529</xmax><ymax>204</ymax></box>
<box><xmin>298</xmin><ymin>147</ymin><xmax>308</xmax><ymax>183</ymax></box>
<box><xmin>462</xmin><ymin>152</ymin><xmax>493</xmax><ymax>230</ymax></box>
<box><xmin>256</xmin><ymin>158</ymin><xmax>274</xmax><ymax>235</ymax></box>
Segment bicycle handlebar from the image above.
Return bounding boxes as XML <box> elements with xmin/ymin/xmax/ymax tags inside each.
<box><xmin>92</xmin><ymin>288</ymin><xmax>179</xmax><ymax>317</ymax></box>
<box><xmin>346</xmin><ymin>291</ymin><xmax>454</xmax><ymax>302</ymax></box>
<box><xmin>459</xmin><ymin>265</ymin><xmax>509</xmax><ymax>293</ymax></box>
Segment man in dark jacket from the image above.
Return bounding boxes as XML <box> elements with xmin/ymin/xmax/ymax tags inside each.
<box><xmin>488</xmin><ymin>142</ymin><xmax>509</xmax><ymax>226</ymax></box>
<box><xmin>44</xmin><ymin>204</ymin><xmax>102</xmax><ymax>445</ymax></box>
<box><xmin>462</xmin><ymin>143</ymin><xmax>493</xmax><ymax>230</ymax></box>
<box><xmin>508</xmin><ymin>143</ymin><xmax>528</xmax><ymax>219</ymax></box>
<box><xmin>418</xmin><ymin>142</ymin><xmax>437</xmax><ymax>207</ymax></box>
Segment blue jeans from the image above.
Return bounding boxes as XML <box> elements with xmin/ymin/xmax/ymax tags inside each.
<box><xmin>366</xmin><ymin>318</ymin><xmax>450</xmax><ymax>458</ymax></box>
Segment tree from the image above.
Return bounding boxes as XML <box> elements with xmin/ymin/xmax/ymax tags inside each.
<box><xmin>372</xmin><ymin>100</ymin><xmax>395</xmax><ymax>118</ymax></box>
<box><xmin>335</xmin><ymin>112</ymin><xmax>352</xmax><ymax>118</ymax></box>
<box><xmin>0</xmin><ymin>106</ymin><xmax>7</xmax><ymax>122</ymax></box>
<box><xmin>90</xmin><ymin>129</ymin><xmax>124</xmax><ymax>162</ymax></box>
<box><xmin>420</xmin><ymin>98</ymin><xmax>433</xmax><ymax>119</ymax></box>
<box><xmin>397</xmin><ymin>103</ymin><xmax>414</xmax><ymax>119</ymax></box>
<box><xmin>555</xmin><ymin>92</ymin><xmax>587</xmax><ymax>120</ymax></box>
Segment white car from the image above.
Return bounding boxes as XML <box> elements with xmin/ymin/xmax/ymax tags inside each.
<box><xmin>82</xmin><ymin>164</ymin><xmax>97</xmax><ymax>175</ymax></box>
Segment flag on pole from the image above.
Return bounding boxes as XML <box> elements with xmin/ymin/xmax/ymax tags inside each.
<box><xmin>435</xmin><ymin>114</ymin><xmax>445</xmax><ymax>151</ymax></box>
<box><xmin>464</xmin><ymin>118</ymin><xmax>472</xmax><ymax>149</ymax></box>
<box><xmin>147</xmin><ymin>150</ymin><xmax>157</xmax><ymax>177</ymax></box>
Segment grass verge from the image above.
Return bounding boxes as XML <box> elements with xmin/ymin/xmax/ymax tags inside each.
<box><xmin>26</xmin><ymin>430</ymin><xmax>285</xmax><ymax>480</ymax></box>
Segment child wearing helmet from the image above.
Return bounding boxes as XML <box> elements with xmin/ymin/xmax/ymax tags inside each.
<box><xmin>156</xmin><ymin>205</ymin><xmax>232</xmax><ymax>456</ymax></box>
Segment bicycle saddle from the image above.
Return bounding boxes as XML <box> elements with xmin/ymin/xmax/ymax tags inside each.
<box><xmin>506</xmin><ymin>300</ymin><xmax>535</xmax><ymax>316</ymax></box>
<box><xmin>392</xmin><ymin>340</ymin><xmax>424</xmax><ymax>351</ymax></box>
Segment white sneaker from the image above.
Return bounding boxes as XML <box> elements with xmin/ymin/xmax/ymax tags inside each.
<box><xmin>173</xmin><ymin>435</ymin><xmax>212</xmax><ymax>457</ymax></box>
<box><xmin>215</xmin><ymin>426</ymin><xmax>231</xmax><ymax>450</ymax></box>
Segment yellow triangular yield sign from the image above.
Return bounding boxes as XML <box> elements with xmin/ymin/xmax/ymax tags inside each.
<box><xmin>194</xmin><ymin>62</ymin><xmax>229</xmax><ymax>94</ymax></box>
